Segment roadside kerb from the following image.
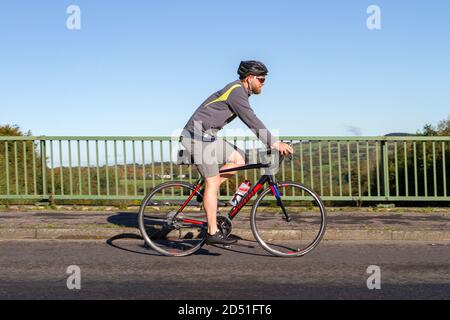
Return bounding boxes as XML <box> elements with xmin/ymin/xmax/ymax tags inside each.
<box><xmin>0</xmin><ymin>227</ymin><xmax>449</xmax><ymax>242</ymax></box>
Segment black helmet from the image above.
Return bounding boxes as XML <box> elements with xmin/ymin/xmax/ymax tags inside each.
<box><xmin>237</xmin><ymin>60</ymin><xmax>268</xmax><ymax>79</ymax></box>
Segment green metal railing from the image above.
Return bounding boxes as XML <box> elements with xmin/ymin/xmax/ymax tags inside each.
<box><xmin>0</xmin><ymin>136</ymin><xmax>449</xmax><ymax>203</ymax></box>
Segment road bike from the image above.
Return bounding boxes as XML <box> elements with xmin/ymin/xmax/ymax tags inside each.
<box><xmin>138</xmin><ymin>147</ymin><xmax>327</xmax><ymax>257</ymax></box>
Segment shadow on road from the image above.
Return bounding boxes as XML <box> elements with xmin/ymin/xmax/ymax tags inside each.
<box><xmin>105</xmin><ymin>212</ymin><xmax>279</xmax><ymax>257</ymax></box>
<box><xmin>211</xmin><ymin>237</ymin><xmax>279</xmax><ymax>258</ymax></box>
<box><xmin>107</xmin><ymin>211</ymin><xmax>139</xmax><ymax>228</ymax></box>
<box><xmin>106</xmin><ymin>232</ymin><xmax>221</xmax><ymax>257</ymax></box>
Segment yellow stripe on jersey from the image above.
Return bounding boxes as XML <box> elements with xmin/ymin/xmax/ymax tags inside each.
<box><xmin>204</xmin><ymin>84</ymin><xmax>241</xmax><ymax>107</ymax></box>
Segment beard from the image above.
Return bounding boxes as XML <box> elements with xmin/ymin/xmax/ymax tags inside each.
<box><xmin>252</xmin><ymin>86</ymin><xmax>262</xmax><ymax>95</ymax></box>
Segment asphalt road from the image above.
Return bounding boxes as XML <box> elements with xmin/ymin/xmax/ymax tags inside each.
<box><xmin>0</xmin><ymin>238</ymin><xmax>449</xmax><ymax>300</ymax></box>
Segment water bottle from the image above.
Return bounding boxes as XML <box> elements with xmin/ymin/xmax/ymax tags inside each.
<box><xmin>229</xmin><ymin>180</ymin><xmax>251</xmax><ymax>206</ymax></box>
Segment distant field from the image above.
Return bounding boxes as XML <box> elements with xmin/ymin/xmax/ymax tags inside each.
<box><xmin>119</xmin><ymin>179</ymin><xmax>193</xmax><ymax>187</ymax></box>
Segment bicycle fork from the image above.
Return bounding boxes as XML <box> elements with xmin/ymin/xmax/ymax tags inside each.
<box><xmin>270</xmin><ymin>185</ymin><xmax>291</xmax><ymax>222</ymax></box>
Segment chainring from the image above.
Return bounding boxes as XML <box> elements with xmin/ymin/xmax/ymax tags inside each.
<box><xmin>166</xmin><ymin>211</ymin><xmax>183</xmax><ymax>229</ymax></box>
<box><xmin>216</xmin><ymin>215</ymin><xmax>233</xmax><ymax>237</ymax></box>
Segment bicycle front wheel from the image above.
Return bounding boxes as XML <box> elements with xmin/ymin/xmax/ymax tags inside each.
<box><xmin>138</xmin><ymin>181</ymin><xmax>207</xmax><ymax>257</ymax></box>
<box><xmin>250</xmin><ymin>181</ymin><xmax>327</xmax><ymax>257</ymax></box>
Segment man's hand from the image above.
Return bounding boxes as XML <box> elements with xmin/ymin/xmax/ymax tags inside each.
<box><xmin>271</xmin><ymin>141</ymin><xmax>294</xmax><ymax>156</ymax></box>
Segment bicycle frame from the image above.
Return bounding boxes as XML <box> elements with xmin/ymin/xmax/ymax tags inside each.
<box><xmin>178</xmin><ymin>162</ymin><xmax>289</xmax><ymax>227</ymax></box>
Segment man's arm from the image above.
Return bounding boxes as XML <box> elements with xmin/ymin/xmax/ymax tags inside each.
<box><xmin>227</xmin><ymin>88</ymin><xmax>277</xmax><ymax>148</ymax></box>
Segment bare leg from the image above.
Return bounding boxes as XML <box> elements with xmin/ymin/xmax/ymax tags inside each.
<box><xmin>219</xmin><ymin>163</ymin><xmax>242</xmax><ymax>185</ymax></box>
<box><xmin>204</xmin><ymin>150</ymin><xmax>245</xmax><ymax>235</ymax></box>
<box><xmin>219</xmin><ymin>150</ymin><xmax>246</xmax><ymax>184</ymax></box>
<box><xmin>203</xmin><ymin>175</ymin><xmax>221</xmax><ymax>235</ymax></box>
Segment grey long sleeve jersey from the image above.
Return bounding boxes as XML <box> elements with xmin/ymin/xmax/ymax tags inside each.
<box><xmin>182</xmin><ymin>80</ymin><xmax>277</xmax><ymax>147</ymax></box>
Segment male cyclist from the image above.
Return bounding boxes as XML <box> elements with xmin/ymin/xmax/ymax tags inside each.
<box><xmin>180</xmin><ymin>60</ymin><xmax>293</xmax><ymax>245</ymax></box>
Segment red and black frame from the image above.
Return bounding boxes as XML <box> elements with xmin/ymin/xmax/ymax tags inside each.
<box><xmin>177</xmin><ymin>162</ymin><xmax>291</xmax><ymax>228</ymax></box>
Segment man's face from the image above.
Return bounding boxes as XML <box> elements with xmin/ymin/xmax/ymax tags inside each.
<box><xmin>248</xmin><ymin>75</ymin><xmax>265</xmax><ymax>95</ymax></box>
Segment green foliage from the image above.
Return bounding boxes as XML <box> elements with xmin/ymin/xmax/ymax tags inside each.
<box><xmin>389</xmin><ymin>116</ymin><xmax>450</xmax><ymax>197</ymax></box>
<box><xmin>0</xmin><ymin>124</ymin><xmax>30</xmax><ymax>137</ymax></box>
<box><xmin>0</xmin><ymin>124</ymin><xmax>42</xmax><ymax>195</ymax></box>
<box><xmin>419</xmin><ymin>116</ymin><xmax>450</xmax><ymax>136</ymax></box>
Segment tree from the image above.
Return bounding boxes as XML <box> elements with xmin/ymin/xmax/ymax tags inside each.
<box><xmin>419</xmin><ymin>116</ymin><xmax>450</xmax><ymax>136</ymax></box>
<box><xmin>390</xmin><ymin>116</ymin><xmax>450</xmax><ymax>199</ymax></box>
<box><xmin>0</xmin><ymin>124</ymin><xmax>40</xmax><ymax>196</ymax></box>
<box><xmin>0</xmin><ymin>124</ymin><xmax>30</xmax><ymax>136</ymax></box>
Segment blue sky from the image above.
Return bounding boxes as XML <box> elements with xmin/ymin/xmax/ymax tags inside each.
<box><xmin>1</xmin><ymin>0</ymin><xmax>449</xmax><ymax>138</ymax></box>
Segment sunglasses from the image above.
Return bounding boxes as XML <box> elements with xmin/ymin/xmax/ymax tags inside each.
<box><xmin>255</xmin><ymin>76</ymin><xmax>266</xmax><ymax>84</ymax></box>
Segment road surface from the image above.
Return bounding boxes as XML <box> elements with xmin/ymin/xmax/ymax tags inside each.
<box><xmin>0</xmin><ymin>238</ymin><xmax>448</xmax><ymax>300</ymax></box>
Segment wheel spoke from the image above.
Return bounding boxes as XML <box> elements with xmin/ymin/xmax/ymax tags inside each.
<box><xmin>251</xmin><ymin>182</ymin><xmax>327</xmax><ymax>257</ymax></box>
<box><xmin>138</xmin><ymin>182</ymin><xmax>207</xmax><ymax>256</ymax></box>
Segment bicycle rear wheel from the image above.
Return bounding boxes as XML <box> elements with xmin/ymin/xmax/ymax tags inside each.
<box><xmin>138</xmin><ymin>181</ymin><xmax>207</xmax><ymax>257</ymax></box>
<box><xmin>250</xmin><ymin>181</ymin><xmax>327</xmax><ymax>257</ymax></box>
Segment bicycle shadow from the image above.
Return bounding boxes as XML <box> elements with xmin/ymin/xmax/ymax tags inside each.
<box><xmin>105</xmin><ymin>212</ymin><xmax>286</xmax><ymax>258</ymax></box>
<box><xmin>211</xmin><ymin>235</ymin><xmax>281</xmax><ymax>258</ymax></box>
<box><xmin>106</xmin><ymin>233</ymin><xmax>220</xmax><ymax>257</ymax></box>
<box><xmin>105</xmin><ymin>212</ymin><xmax>221</xmax><ymax>257</ymax></box>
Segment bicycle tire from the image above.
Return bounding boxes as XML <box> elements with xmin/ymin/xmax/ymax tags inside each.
<box><xmin>138</xmin><ymin>181</ymin><xmax>207</xmax><ymax>257</ymax></box>
<box><xmin>250</xmin><ymin>181</ymin><xmax>327</xmax><ymax>257</ymax></box>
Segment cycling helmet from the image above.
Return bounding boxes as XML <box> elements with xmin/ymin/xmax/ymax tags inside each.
<box><xmin>237</xmin><ymin>60</ymin><xmax>268</xmax><ymax>79</ymax></box>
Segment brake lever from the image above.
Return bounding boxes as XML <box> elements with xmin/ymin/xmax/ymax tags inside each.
<box><xmin>278</xmin><ymin>142</ymin><xmax>294</xmax><ymax>163</ymax></box>
<box><xmin>267</xmin><ymin>142</ymin><xmax>294</xmax><ymax>165</ymax></box>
